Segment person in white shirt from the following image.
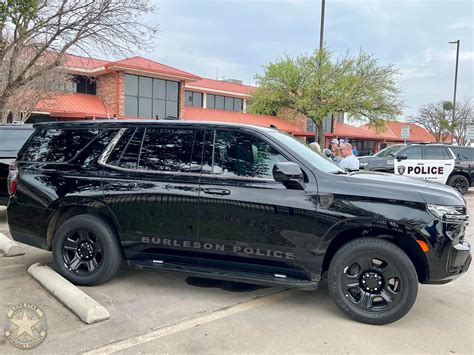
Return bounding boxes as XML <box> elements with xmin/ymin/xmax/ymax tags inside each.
<box><xmin>339</xmin><ymin>143</ymin><xmax>360</xmax><ymax>171</ymax></box>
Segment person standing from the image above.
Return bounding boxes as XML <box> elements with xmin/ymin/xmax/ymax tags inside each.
<box><xmin>339</xmin><ymin>143</ymin><xmax>360</xmax><ymax>171</ymax></box>
<box><xmin>352</xmin><ymin>146</ymin><xmax>359</xmax><ymax>156</ymax></box>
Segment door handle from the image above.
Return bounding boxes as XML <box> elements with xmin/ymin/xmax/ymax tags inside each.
<box><xmin>202</xmin><ymin>188</ymin><xmax>230</xmax><ymax>196</ymax></box>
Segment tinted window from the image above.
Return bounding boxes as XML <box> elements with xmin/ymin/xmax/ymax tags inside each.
<box><xmin>0</xmin><ymin>129</ymin><xmax>33</xmax><ymax>152</ymax></box>
<box><xmin>234</xmin><ymin>98</ymin><xmax>243</xmax><ymax>112</ymax></box>
<box><xmin>139</xmin><ymin>77</ymin><xmax>153</xmax><ymax>98</ymax></box>
<box><xmin>424</xmin><ymin>146</ymin><xmax>449</xmax><ymax>160</ymax></box>
<box><xmin>450</xmin><ymin>147</ymin><xmax>474</xmax><ymax>161</ymax></box>
<box><xmin>403</xmin><ymin>147</ymin><xmax>422</xmax><ymax>159</ymax></box>
<box><xmin>207</xmin><ymin>94</ymin><xmax>215</xmax><ymax>109</ymax></box>
<box><xmin>20</xmin><ymin>129</ymin><xmax>101</xmax><ymax>162</ymax></box>
<box><xmin>139</xmin><ymin>128</ymin><xmax>198</xmax><ymax>172</ymax></box>
<box><xmin>212</xmin><ymin>130</ymin><xmax>287</xmax><ymax>179</ymax></box>
<box><xmin>224</xmin><ymin>97</ymin><xmax>234</xmax><ymax>110</ymax></box>
<box><xmin>124</xmin><ymin>74</ymin><xmax>138</xmax><ymax>96</ymax></box>
<box><xmin>153</xmin><ymin>79</ymin><xmax>166</xmax><ymax>100</ymax></box>
<box><xmin>125</xmin><ymin>96</ymin><xmax>138</xmax><ymax>117</ymax></box>
<box><xmin>215</xmin><ymin>95</ymin><xmax>225</xmax><ymax>110</ymax></box>
<box><xmin>118</xmin><ymin>128</ymin><xmax>144</xmax><ymax>169</ymax></box>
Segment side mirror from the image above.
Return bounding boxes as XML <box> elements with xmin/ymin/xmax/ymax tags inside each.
<box><xmin>273</xmin><ymin>162</ymin><xmax>305</xmax><ymax>190</ymax></box>
<box><xmin>396</xmin><ymin>154</ymin><xmax>407</xmax><ymax>161</ymax></box>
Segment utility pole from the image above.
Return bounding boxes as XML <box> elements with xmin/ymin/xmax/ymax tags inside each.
<box><xmin>319</xmin><ymin>0</ymin><xmax>325</xmax><ymax>51</ymax></box>
<box><xmin>449</xmin><ymin>40</ymin><xmax>460</xmax><ymax>144</ymax></box>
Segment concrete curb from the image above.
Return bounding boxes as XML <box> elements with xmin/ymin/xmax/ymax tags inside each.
<box><xmin>27</xmin><ymin>263</ymin><xmax>110</xmax><ymax>324</ymax></box>
<box><xmin>0</xmin><ymin>232</ymin><xmax>25</xmax><ymax>257</ymax></box>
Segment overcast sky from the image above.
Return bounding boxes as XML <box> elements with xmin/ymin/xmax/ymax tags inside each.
<box><xmin>143</xmin><ymin>0</ymin><xmax>473</xmax><ymax>118</ymax></box>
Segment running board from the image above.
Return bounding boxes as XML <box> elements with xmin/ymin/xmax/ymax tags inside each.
<box><xmin>128</xmin><ymin>260</ymin><xmax>319</xmax><ymax>290</ymax></box>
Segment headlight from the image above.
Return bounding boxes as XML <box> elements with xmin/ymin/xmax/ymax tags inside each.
<box><xmin>427</xmin><ymin>204</ymin><xmax>468</xmax><ymax>221</ymax></box>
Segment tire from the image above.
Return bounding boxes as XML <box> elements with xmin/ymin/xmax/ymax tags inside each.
<box><xmin>447</xmin><ymin>174</ymin><xmax>469</xmax><ymax>195</ymax></box>
<box><xmin>52</xmin><ymin>215</ymin><xmax>123</xmax><ymax>286</ymax></box>
<box><xmin>328</xmin><ymin>237</ymin><xmax>418</xmax><ymax>325</ymax></box>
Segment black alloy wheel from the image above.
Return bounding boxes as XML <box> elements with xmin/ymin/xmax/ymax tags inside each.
<box><xmin>62</xmin><ymin>229</ymin><xmax>104</xmax><ymax>275</ymax></box>
<box><xmin>328</xmin><ymin>238</ymin><xmax>418</xmax><ymax>325</ymax></box>
<box><xmin>53</xmin><ymin>215</ymin><xmax>123</xmax><ymax>286</ymax></box>
<box><xmin>448</xmin><ymin>174</ymin><xmax>469</xmax><ymax>195</ymax></box>
<box><xmin>341</xmin><ymin>256</ymin><xmax>402</xmax><ymax>312</ymax></box>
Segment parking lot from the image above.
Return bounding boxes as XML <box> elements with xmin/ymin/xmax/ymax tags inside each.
<box><xmin>0</xmin><ymin>195</ymin><xmax>473</xmax><ymax>354</ymax></box>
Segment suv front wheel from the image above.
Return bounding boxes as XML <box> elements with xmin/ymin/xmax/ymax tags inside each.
<box><xmin>52</xmin><ymin>215</ymin><xmax>123</xmax><ymax>286</ymax></box>
<box><xmin>328</xmin><ymin>237</ymin><xmax>418</xmax><ymax>325</ymax></box>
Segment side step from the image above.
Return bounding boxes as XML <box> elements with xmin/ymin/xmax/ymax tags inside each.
<box><xmin>128</xmin><ymin>259</ymin><xmax>319</xmax><ymax>290</ymax></box>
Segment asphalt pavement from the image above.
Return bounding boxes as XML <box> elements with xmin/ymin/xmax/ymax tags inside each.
<box><xmin>0</xmin><ymin>192</ymin><xmax>473</xmax><ymax>354</ymax></box>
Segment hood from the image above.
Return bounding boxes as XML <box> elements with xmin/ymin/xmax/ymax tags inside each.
<box><xmin>342</xmin><ymin>171</ymin><xmax>465</xmax><ymax>206</ymax></box>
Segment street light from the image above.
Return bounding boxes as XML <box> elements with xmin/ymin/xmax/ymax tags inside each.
<box><xmin>449</xmin><ymin>40</ymin><xmax>460</xmax><ymax>144</ymax></box>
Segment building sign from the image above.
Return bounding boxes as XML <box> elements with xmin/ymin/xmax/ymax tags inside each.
<box><xmin>466</xmin><ymin>125</ymin><xmax>474</xmax><ymax>140</ymax></box>
<box><xmin>401</xmin><ymin>126</ymin><xmax>411</xmax><ymax>139</ymax></box>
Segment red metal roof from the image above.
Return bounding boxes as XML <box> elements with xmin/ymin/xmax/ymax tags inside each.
<box><xmin>63</xmin><ymin>54</ymin><xmax>200</xmax><ymax>80</ymax></box>
<box><xmin>186</xmin><ymin>78</ymin><xmax>256</xmax><ymax>96</ymax></box>
<box><xmin>361</xmin><ymin>121</ymin><xmax>440</xmax><ymax>142</ymax></box>
<box><xmin>63</xmin><ymin>54</ymin><xmax>109</xmax><ymax>70</ymax></box>
<box><xmin>183</xmin><ymin>106</ymin><xmax>310</xmax><ymax>135</ymax></box>
<box><xmin>105</xmin><ymin>56</ymin><xmax>200</xmax><ymax>80</ymax></box>
<box><xmin>35</xmin><ymin>93</ymin><xmax>114</xmax><ymax>118</ymax></box>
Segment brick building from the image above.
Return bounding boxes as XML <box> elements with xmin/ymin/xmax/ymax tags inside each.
<box><xmin>28</xmin><ymin>53</ymin><xmax>441</xmax><ymax>152</ymax></box>
<box><xmin>29</xmin><ymin>53</ymin><xmax>312</xmax><ymax>137</ymax></box>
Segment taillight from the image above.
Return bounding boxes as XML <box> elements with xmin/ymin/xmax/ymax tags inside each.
<box><xmin>8</xmin><ymin>162</ymin><xmax>18</xmax><ymax>195</ymax></box>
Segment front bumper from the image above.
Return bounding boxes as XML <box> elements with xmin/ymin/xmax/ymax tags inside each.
<box><xmin>425</xmin><ymin>227</ymin><xmax>471</xmax><ymax>284</ymax></box>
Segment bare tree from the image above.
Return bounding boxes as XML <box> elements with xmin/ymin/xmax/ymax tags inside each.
<box><xmin>409</xmin><ymin>101</ymin><xmax>453</xmax><ymax>143</ymax></box>
<box><xmin>452</xmin><ymin>98</ymin><xmax>474</xmax><ymax>146</ymax></box>
<box><xmin>0</xmin><ymin>0</ymin><xmax>158</xmax><ymax>123</ymax></box>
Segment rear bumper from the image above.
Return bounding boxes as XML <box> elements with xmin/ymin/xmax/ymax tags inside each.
<box><xmin>7</xmin><ymin>199</ymin><xmax>52</xmax><ymax>251</ymax></box>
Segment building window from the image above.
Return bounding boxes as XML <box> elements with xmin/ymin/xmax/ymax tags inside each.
<box><xmin>185</xmin><ymin>91</ymin><xmax>203</xmax><ymax>107</ymax></box>
<box><xmin>124</xmin><ymin>74</ymin><xmax>179</xmax><ymax>119</ymax></box>
<box><xmin>75</xmin><ymin>76</ymin><xmax>96</xmax><ymax>95</ymax></box>
<box><xmin>207</xmin><ymin>94</ymin><xmax>243</xmax><ymax>112</ymax></box>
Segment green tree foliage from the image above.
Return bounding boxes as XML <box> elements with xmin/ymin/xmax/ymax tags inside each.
<box><xmin>250</xmin><ymin>48</ymin><xmax>403</xmax><ymax>145</ymax></box>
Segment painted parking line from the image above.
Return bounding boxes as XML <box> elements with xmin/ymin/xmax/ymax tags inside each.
<box><xmin>84</xmin><ymin>289</ymin><xmax>297</xmax><ymax>354</ymax></box>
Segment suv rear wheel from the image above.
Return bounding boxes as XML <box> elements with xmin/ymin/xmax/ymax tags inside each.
<box><xmin>447</xmin><ymin>174</ymin><xmax>469</xmax><ymax>195</ymax></box>
<box><xmin>52</xmin><ymin>215</ymin><xmax>123</xmax><ymax>286</ymax></box>
<box><xmin>328</xmin><ymin>237</ymin><xmax>418</xmax><ymax>325</ymax></box>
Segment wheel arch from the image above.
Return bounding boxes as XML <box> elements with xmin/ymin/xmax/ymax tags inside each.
<box><xmin>46</xmin><ymin>200</ymin><xmax>121</xmax><ymax>251</ymax></box>
<box><xmin>320</xmin><ymin>222</ymin><xmax>430</xmax><ymax>283</ymax></box>
<box><xmin>448</xmin><ymin>171</ymin><xmax>471</xmax><ymax>185</ymax></box>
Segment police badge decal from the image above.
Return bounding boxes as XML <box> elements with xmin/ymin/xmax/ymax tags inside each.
<box><xmin>397</xmin><ymin>165</ymin><xmax>406</xmax><ymax>175</ymax></box>
<box><xmin>4</xmin><ymin>303</ymin><xmax>47</xmax><ymax>350</ymax></box>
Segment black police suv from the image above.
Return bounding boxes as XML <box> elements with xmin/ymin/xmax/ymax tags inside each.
<box><xmin>0</xmin><ymin>124</ymin><xmax>34</xmax><ymax>205</ymax></box>
<box><xmin>359</xmin><ymin>143</ymin><xmax>474</xmax><ymax>195</ymax></box>
<box><xmin>6</xmin><ymin>121</ymin><xmax>472</xmax><ymax>325</ymax></box>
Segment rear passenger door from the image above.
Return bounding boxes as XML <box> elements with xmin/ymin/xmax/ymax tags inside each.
<box><xmin>394</xmin><ymin>145</ymin><xmax>454</xmax><ymax>183</ymax></box>
<box><xmin>101</xmin><ymin>126</ymin><xmax>205</xmax><ymax>265</ymax></box>
<box><xmin>196</xmin><ymin>129</ymin><xmax>318</xmax><ymax>281</ymax></box>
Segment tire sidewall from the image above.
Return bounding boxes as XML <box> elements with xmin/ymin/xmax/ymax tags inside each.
<box><xmin>448</xmin><ymin>175</ymin><xmax>469</xmax><ymax>195</ymax></box>
<box><xmin>52</xmin><ymin>215</ymin><xmax>122</xmax><ymax>286</ymax></box>
<box><xmin>328</xmin><ymin>238</ymin><xmax>418</xmax><ymax>325</ymax></box>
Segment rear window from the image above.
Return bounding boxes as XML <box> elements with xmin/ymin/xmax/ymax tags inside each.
<box><xmin>19</xmin><ymin>128</ymin><xmax>101</xmax><ymax>163</ymax></box>
<box><xmin>450</xmin><ymin>147</ymin><xmax>474</xmax><ymax>161</ymax></box>
<box><xmin>0</xmin><ymin>128</ymin><xmax>33</xmax><ymax>152</ymax></box>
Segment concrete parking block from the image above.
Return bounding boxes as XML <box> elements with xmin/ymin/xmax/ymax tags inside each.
<box><xmin>0</xmin><ymin>232</ymin><xmax>25</xmax><ymax>256</ymax></box>
<box><xmin>27</xmin><ymin>262</ymin><xmax>110</xmax><ymax>324</ymax></box>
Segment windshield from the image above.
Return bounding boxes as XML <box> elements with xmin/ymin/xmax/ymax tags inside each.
<box><xmin>0</xmin><ymin>129</ymin><xmax>33</xmax><ymax>152</ymax></box>
<box><xmin>270</xmin><ymin>131</ymin><xmax>345</xmax><ymax>173</ymax></box>
<box><xmin>375</xmin><ymin>144</ymin><xmax>404</xmax><ymax>158</ymax></box>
